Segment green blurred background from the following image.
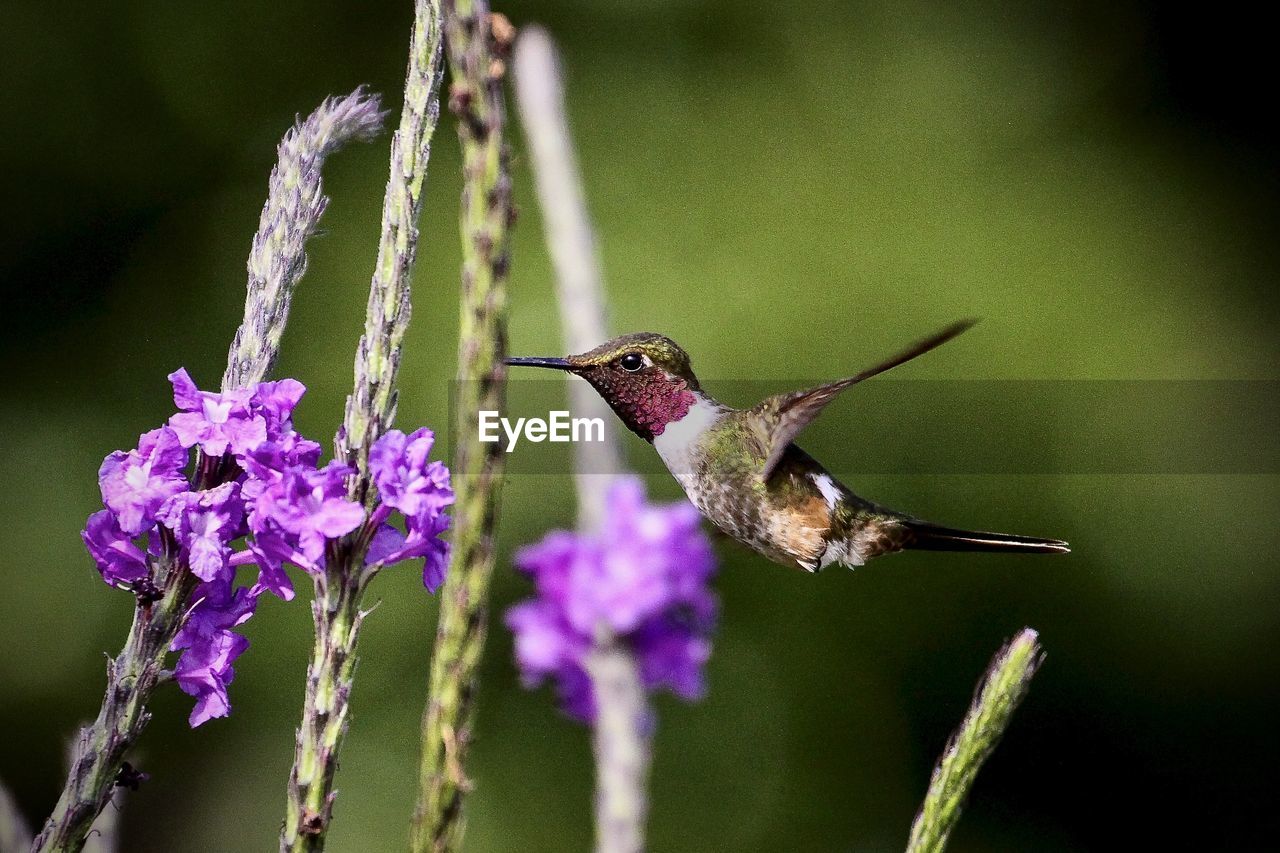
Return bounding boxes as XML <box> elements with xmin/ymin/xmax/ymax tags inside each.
<box><xmin>2</xmin><ymin>1</ymin><xmax>1278</xmax><ymax>849</ymax></box>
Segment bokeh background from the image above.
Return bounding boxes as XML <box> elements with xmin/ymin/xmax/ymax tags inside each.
<box><xmin>3</xmin><ymin>1</ymin><xmax>1278</xmax><ymax>850</ymax></box>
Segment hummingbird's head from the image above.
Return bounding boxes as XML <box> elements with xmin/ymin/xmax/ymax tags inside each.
<box><xmin>506</xmin><ymin>332</ymin><xmax>701</xmax><ymax>441</ymax></box>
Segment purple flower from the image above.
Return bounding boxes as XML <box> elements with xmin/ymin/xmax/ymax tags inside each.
<box><xmin>366</xmin><ymin>511</ymin><xmax>452</xmax><ymax>592</ymax></box>
<box><xmin>172</xmin><ymin>581</ymin><xmax>259</xmax><ymax>727</ymax></box>
<box><xmin>633</xmin><ymin>614</ymin><xmax>713</xmax><ymax>701</ymax></box>
<box><xmin>411</xmin><ymin>513</ymin><xmax>451</xmax><ymax>592</ymax></box>
<box><xmin>248</xmin><ymin>461</ymin><xmax>364</xmax><ymax>574</ymax></box>
<box><xmin>248</xmin><ymin>378</ymin><xmax>306</xmax><ymax>441</ymax></box>
<box><xmin>98</xmin><ymin>427</ymin><xmax>190</xmax><ymax>535</ymax></box>
<box><xmin>243</xmin><ymin>520</ymin><xmax>299</xmax><ymax>601</ymax></box>
<box><xmin>158</xmin><ymin>482</ymin><xmax>245</xmax><ymax>582</ymax></box>
<box><xmin>370</xmin><ymin>428</ymin><xmax>454</xmax><ymax>517</ymax></box>
<box><xmin>175</xmin><ymin>631</ymin><xmax>248</xmax><ymax>726</ymax></box>
<box><xmin>82</xmin><ymin>364</ymin><xmax>457</xmax><ymax>726</ymax></box>
<box><xmin>82</xmin><ymin>510</ymin><xmax>149</xmax><ymax>587</ymax></box>
<box><xmin>506</xmin><ymin>599</ymin><xmax>597</xmax><ymax>719</ymax></box>
<box><xmin>506</xmin><ymin>477</ymin><xmax>718</xmax><ymax>723</ymax></box>
<box><xmin>174</xmin><ymin>580</ymin><xmax>257</xmax><ymax>647</ymax></box>
<box><xmin>238</xmin><ymin>431</ymin><xmax>323</xmax><ymax>507</ymax></box>
<box><xmin>364</xmin><ymin>428</ymin><xmax>454</xmax><ymax>590</ymax></box>
<box><xmin>168</xmin><ymin>368</ymin><xmax>267</xmax><ymax>457</ymax></box>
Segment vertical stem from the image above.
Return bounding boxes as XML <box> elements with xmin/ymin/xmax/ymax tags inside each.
<box><xmin>906</xmin><ymin>628</ymin><xmax>1044</xmax><ymax>853</ymax></box>
<box><xmin>511</xmin><ymin>27</ymin><xmax>652</xmax><ymax>851</ymax></box>
<box><xmin>78</xmin><ymin>782</ymin><xmax>121</xmax><ymax>853</ymax></box>
<box><xmin>512</xmin><ymin>26</ymin><xmax>621</xmax><ymax>530</ymax></box>
<box><xmin>338</xmin><ymin>0</ymin><xmax>445</xmax><ymax>504</ymax></box>
<box><xmin>412</xmin><ymin>2</ymin><xmax>513</xmax><ymax>850</ymax></box>
<box><xmin>281</xmin><ymin>576</ymin><xmax>364</xmax><ymax>852</ymax></box>
<box><xmin>30</xmin><ymin>564</ymin><xmax>193</xmax><ymax>853</ymax></box>
<box><xmin>585</xmin><ymin>642</ymin><xmax>651</xmax><ymax>853</ymax></box>
<box><xmin>282</xmin><ymin>1</ymin><xmax>444</xmax><ymax>850</ymax></box>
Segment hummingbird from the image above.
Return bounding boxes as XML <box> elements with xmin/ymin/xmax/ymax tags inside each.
<box><xmin>506</xmin><ymin>321</ymin><xmax>1068</xmax><ymax>572</ymax></box>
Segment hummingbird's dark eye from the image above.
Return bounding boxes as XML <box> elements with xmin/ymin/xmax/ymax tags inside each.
<box><xmin>619</xmin><ymin>352</ymin><xmax>644</xmax><ymax>372</ymax></box>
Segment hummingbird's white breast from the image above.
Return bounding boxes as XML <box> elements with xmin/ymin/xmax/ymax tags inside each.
<box><xmin>652</xmin><ymin>394</ymin><xmax>726</xmax><ymax>494</ymax></box>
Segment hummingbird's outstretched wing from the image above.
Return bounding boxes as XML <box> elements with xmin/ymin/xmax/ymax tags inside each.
<box><xmin>753</xmin><ymin>319</ymin><xmax>977</xmax><ymax>481</ymax></box>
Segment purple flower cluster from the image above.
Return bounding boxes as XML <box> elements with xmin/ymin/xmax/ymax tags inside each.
<box><xmin>506</xmin><ymin>477</ymin><xmax>717</xmax><ymax>722</ymax></box>
<box><xmin>83</xmin><ymin>370</ymin><xmax>453</xmax><ymax>726</ymax></box>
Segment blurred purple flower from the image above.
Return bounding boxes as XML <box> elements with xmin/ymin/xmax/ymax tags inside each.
<box><xmin>81</xmin><ymin>510</ymin><xmax>149</xmax><ymax>587</ymax></box>
<box><xmin>632</xmin><ymin>613</ymin><xmax>713</xmax><ymax>702</ymax></box>
<box><xmin>97</xmin><ymin>427</ymin><xmax>190</xmax><ymax>535</ymax></box>
<box><xmin>506</xmin><ymin>477</ymin><xmax>718</xmax><ymax>723</ymax></box>
<box><xmin>167</xmin><ymin>368</ymin><xmax>267</xmax><ymax>457</ymax></box>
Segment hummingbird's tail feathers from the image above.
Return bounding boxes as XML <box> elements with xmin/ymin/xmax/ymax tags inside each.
<box><xmin>902</xmin><ymin>521</ymin><xmax>1070</xmax><ymax>554</ymax></box>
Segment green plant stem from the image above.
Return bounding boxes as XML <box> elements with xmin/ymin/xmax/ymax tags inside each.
<box><xmin>28</xmin><ymin>89</ymin><xmax>380</xmax><ymax>853</ymax></box>
<box><xmin>906</xmin><ymin>628</ymin><xmax>1044</xmax><ymax>853</ymax></box>
<box><xmin>224</xmin><ymin>89</ymin><xmax>387</xmax><ymax>392</ymax></box>
<box><xmin>280</xmin><ymin>572</ymin><xmax>365</xmax><ymax>852</ymax></box>
<box><xmin>76</xmin><ymin>744</ymin><xmax>122</xmax><ymax>853</ymax></box>
<box><xmin>29</xmin><ymin>562</ymin><xmax>194</xmax><ymax>853</ymax></box>
<box><xmin>339</xmin><ymin>0</ymin><xmax>445</xmax><ymax>504</ymax></box>
<box><xmin>412</xmin><ymin>2</ymin><xmax>513</xmax><ymax>850</ymax></box>
<box><xmin>281</xmin><ymin>2</ymin><xmax>444</xmax><ymax>851</ymax></box>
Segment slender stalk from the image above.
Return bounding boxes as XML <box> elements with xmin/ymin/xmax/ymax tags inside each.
<box><xmin>512</xmin><ymin>26</ymin><xmax>621</xmax><ymax>529</ymax></box>
<box><xmin>512</xmin><ymin>28</ymin><xmax>651</xmax><ymax>851</ymax></box>
<box><xmin>281</xmin><ymin>2</ymin><xmax>444</xmax><ymax>851</ymax></box>
<box><xmin>906</xmin><ymin>628</ymin><xmax>1044</xmax><ymax>853</ymax></box>
<box><xmin>30</xmin><ymin>91</ymin><xmax>382</xmax><ymax>853</ymax></box>
<box><xmin>225</xmin><ymin>90</ymin><xmax>387</xmax><ymax>392</ymax></box>
<box><xmin>585</xmin><ymin>642</ymin><xmax>651</xmax><ymax>853</ymax></box>
<box><xmin>30</xmin><ymin>562</ymin><xmax>194</xmax><ymax>852</ymax></box>
<box><xmin>280</xmin><ymin>572</ymin><xmax>365</xmax><ymax>851</ymax></box>
<box><xmin>338</xmin><ymin>0</ymin><xmax>445</xmax><ymax>503</ymax></box>
<box><xmin>77</xmin><ymin>767</ymin><xmax>121</xmax><ymax>853</ymax></box>
<box><xmin>412</xmin><ymin>3</ymin><xmax>513</xmax><ymax>850</ymax></box>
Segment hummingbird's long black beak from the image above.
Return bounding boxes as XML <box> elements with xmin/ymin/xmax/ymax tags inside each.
<box><xmin>504</xmin><ymin>356</ymin><xmax>575</xmax><ymax>371</ymax></box>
